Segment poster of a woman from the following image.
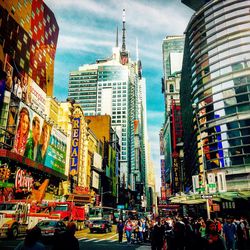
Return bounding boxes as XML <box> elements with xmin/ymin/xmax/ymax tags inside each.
<box><xmin>36</xmin><ymin>122</ymin><xmax>51</xmax><ymax>164</ymax></box>
<box><xmin>12</xmin><ymin>106</ymin><xmax>31</xmax><ymax>156</ymax></box>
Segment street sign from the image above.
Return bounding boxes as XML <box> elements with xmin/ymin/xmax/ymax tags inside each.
<box><xmin>201</xmin><ymin>194</ymin><xmax>213</xmax><ymax>199</ymax></box>
<box><xmin>207</xmin><ymin>183</ymin><xmax>216</xmax><ymax>188</ymax></box>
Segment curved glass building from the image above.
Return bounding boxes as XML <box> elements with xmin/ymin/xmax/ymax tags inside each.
<box><xmin>181</xmin><ymin>0</ymin><xmax>250</xmax><ymax>194</ymax></box>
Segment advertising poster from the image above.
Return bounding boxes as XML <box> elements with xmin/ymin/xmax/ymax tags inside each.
<box><xmin>4</xmin><ymin>54</ymin><xmax>29</xmax><ymax>102</ymax></box>
<box><xmin>26</xmin><ymin>78</ymin><xmax>46</xmax><ymax>114</ymax></box>
<box><xmin>6</xmin><ymin>95</ymin><xmax>20</xmax><ymax>135</ymax></box>
<box><xmin>12</xmin><ymin>102</ymin><xmax>44</xmax><ymax>159</ymax></box>
<box><xmin>161</xmin><ymin>159</ymin><xmax>166</xmax><ymax>187</ymax></box>
<box><xmin>3</xmin><ymin>55</ymin><xmax>13</xmax><ymax>91</ymax></box>
<box><xmin>44</xmin><ymin>127</ymin><xmax>66</xmax><ymax>174</ymax></box>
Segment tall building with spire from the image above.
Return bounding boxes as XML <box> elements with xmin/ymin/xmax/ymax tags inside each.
<box><xmin>68</xmin><ymin>10</ymin><xmax>149</xmax><ymax>210</ymax></box>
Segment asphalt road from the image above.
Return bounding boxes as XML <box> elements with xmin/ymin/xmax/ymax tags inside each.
<box><xmin>0</xmin><ymin>225</ymin><xmax>151</xmax><ymax>250</ymax></box>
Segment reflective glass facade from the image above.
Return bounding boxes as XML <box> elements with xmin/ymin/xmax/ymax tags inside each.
<box><xmin>181</xmin><ymin>0</ymin><xmax>250</xmax><ymax>189</ymax></box>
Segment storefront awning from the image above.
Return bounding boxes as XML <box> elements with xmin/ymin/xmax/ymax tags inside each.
<box><xmin>169</xmin><ymin>190</ymin><xmax>250</xmax><ymax>205</ymax></box>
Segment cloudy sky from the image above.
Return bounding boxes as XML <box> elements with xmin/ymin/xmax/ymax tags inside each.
<box><xmin>45</xmin><ymin>0</ymin><xmax>194</xmax><ymax>192</ymax></box>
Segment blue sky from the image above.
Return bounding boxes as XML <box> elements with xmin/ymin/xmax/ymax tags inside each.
<box><xmin>45</xmin><ymin>0</ymin><xmax>194</xmax><ymax>191</ymax></box>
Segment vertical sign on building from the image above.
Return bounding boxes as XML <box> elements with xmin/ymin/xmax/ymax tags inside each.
<box><xmin>172</xmin><ymin>153</ymin><xmax>180</xmax><ymax>194</ymax></box>
<box><xmin>161</xmin><ymin>159</ymin><xmax>166</xmax><ymax>187</ymax></box>
<box><xmin>70</xmin><ymin>117</ymin><xmax>80</xmax><ymax>176</ymax></box>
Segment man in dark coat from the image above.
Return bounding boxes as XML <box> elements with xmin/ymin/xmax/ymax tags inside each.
<box><xmin>151</xmin><ymin>218</ymin><xmax>165</xmax><ymax>250</ymax></box>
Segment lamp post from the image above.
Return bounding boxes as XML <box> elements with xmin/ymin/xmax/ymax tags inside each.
<box><xmin>192</xmin><ymin>103</ymin><xmax>211</xmax><ymax>220</ymax></box>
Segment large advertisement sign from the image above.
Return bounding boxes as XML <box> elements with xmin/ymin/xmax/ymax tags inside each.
<box><xmin>26</xmin><ymin>78</ymin><xmax>46</xmax><ymax>114</ymax></box>
<box><xmin>4</xmin><ymin>54</ymin><xmax>29</xmax><ymax>103</ymax></box>
<box><xmin>12</xmin><ymin>102</ymin><xmax>44</xmax><ymax>159</ymax></box>
<box><xmin>44</xmin><ymin>127</ymin><xmax>66</xmax><ymax>174</ymax></box>
<box><xmin>70</xmin><ymin>117</ymin><xmax>80</xmax><ymax>176</ymax></box>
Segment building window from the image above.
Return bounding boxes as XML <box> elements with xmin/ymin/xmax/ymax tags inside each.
<box><xmin>169</xmin><ymin>84</ymin><xmax>174</xmax><ymax>92</ymax></box>
<box><xmin>17</xmin><ymin>40</ymin><xmax>22</xmax><ymax>50</ymax></box>
<box><xmin>20</xmin><ymin>58</ymin><xmax>25</xmax><ymax>68</ymax></box>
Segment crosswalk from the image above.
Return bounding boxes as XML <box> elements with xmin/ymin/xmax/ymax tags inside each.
<box><xmin>79</xmin><ymin>237</ymin><xmax>118</xmax><ymax>243</ymax></box>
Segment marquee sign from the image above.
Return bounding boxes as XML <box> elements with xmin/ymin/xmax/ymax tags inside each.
<box><xmin>70</xmin><ymin>117</ymin><xmax>80</xmax><ymax>176</ymax></box>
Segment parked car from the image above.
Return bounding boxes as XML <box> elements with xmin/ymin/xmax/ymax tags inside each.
<box><xmin>89</xmin><ymin>220</ymin><xmax>112</xmax><ymax>233</ymax></box>
<box><xmin>36</xmin><ymin>219</ymin><xmax>67</xmax><ymax>241</ymax></box>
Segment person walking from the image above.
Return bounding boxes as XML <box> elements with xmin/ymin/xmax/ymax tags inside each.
<box><xmin>116</xmin><ymin>219</ymin><xmax>124</xmax><ymax>243</ymax></box>
<box><xmin>124</xmin><ymin>217</ymin><xmax>133</xmax><ymax>244</ymax></box>
<box><xmin>151</xmin><ymin>218</ymin><xmax>165</xmax><ymax>250</ymax></box>
<box><xmin>15</xmin><ymin>226</ymin><xmax>45</xmax><ymax>250</ymax></box>
<box><xmin>223</xmin><ymin>216</ymin><xmax>236</xmax><ymax>250</ymax></box>
<box><xmin>201</xmin><ymin>219</ymin><xmax>226</xmax><ymax>250</ymax></box>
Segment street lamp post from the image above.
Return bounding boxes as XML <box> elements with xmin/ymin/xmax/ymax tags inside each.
<box><xmin>192</xmin><ymin>103</ymin><xmax>211</xmax><ymax>220</ymax></box>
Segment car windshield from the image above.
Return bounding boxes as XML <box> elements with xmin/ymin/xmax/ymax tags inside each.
<box><xmin>37</xmin><ymin>221</ymin><xmax>57</xmax><ymax>227</ymax></box>
<box><xmin>93</xmin><ymin>220</ymin><xmax>106</xmax><ymax>224</ymax></box>
<box><xmin>54</xmin><ymin>205</ymin><xmax>68</xmax><ymax>211</ymax></box>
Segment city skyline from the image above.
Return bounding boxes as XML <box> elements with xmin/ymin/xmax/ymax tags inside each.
<box><xmin>45</xmin><ymin>0</ymin><xmax>194</xmax><ymax>191</ymax></box>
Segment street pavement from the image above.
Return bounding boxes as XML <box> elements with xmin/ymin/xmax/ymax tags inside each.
<box><xmin>0</xmin><ymin>225</ymin><xmax>151</xmax><ymax>250</ymax></box>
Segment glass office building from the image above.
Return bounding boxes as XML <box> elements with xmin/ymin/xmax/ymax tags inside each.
<box><xmin>181</xmin><ymin>0</ymin><xmax>250</xmax><ymax>192</ymax></box>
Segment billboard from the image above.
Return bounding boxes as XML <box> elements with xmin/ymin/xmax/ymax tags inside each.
<box><xmin>12</xmin><ymin>102</ymin><xmax>44</xmax><ymax>159</ymax></box>
<box><xmin>4</xmin><ymin>54</ymin><xmax>29</xmax><ymax>103</ymax></box>
<box><xmin>160</xmin><ymin>159</ymin><xmax>166</xmax><ymax>187</ymax></box>
<box><xmin>44</xmin><ymin>127</ymin><xmax>66</xmax><ymax>174</ymax></box>
<box><xmin>26</xmin><ymin>78</ymin><xmax>46</xmax><ymax>114</ymax></box>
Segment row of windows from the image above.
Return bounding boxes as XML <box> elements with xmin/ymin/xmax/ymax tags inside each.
<box><xmin>191</xmin><ymin>56</ymin><xmax>250</xmax><ymax>90</ymax></box>
<box><xmin>191</xmin><ymin>35</ymin><xmax>250</xmax><ymax>76</ymax></box>
<box><xmin>188</xmin><ymin>0</ymin><xmax>245</xmax><ymax>43</ymax></box>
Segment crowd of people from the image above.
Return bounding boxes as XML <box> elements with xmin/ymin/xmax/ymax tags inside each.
<box><xmin>118</xmin><ymin>215</ymin><xmax>249</xmax><ymax>250</ymax></box>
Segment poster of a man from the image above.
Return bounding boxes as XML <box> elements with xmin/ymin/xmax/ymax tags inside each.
<box><xmin>12</xmin><ymin>106</ymin><xmax>30</xmax><ymax>156</ymax></box>
<box><xmin>24</xmin><ymin>116</ymin><xmax>41</xmax><ymax>161</ymax></box>
<box><xmin>36</xmin><ymin>122</ymin><xmax>51</xmax><ymax>164</ymax></box>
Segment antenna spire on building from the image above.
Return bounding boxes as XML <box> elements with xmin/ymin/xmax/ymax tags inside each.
<box><xmin>116</xmin><ymin>26</ymin><xmax>119</xmax><ymax>47</ymax></box>
<box><xmin>122</xmin><ymin>9</ymin><xmax>126</xmax><ymax>52</ymax></box>
<box><xmin>136</xmin><ymin>37</ymin><xmax>139</xmax><ymax>61</ymax></box>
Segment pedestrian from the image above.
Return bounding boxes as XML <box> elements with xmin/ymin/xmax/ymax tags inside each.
<box><xmin>53</xmin><ymin>222</ymin><xmax>79</xmax><ymax>250</ymax></box>
<box><xmin>223</xmin><ymin>216</ymin><xmax>236</xmax><ymax>250</ymax></box>
<box><xmin>151</xmin><ymin>217</ymin><xmax>165</xmax><ymax>250</ymax></box>
<box><xmin>201</xmin><ymin>219</ymin><xmax>226</xmax><ymax>250</ymax></box>
<box><xmin>116</xmin><ymin>219</ymin><xmax>124</xmax><ymax>243</ymax></box>
<box><xmin>15</xmin><ymin>226</ymin><xmax>45</xmax><ymax>250</ymax></box>
<box><xmin>124</xmin><ymin>217</ymin><xmax>133</xmax><ymax>244</ymax></box>
<box><xmin>236</xmin><ymin>217</ymin><xmax>248</xmax><ymax>250</ymax></box>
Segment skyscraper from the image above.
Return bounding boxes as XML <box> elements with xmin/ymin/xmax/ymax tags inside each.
<box><xmin>181</xmin><ymin>0</ymin><xmax>250</xmax><ymax>211</ymax></box>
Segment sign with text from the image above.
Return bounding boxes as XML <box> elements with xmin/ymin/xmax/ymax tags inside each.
<box><xmin>70</xmin><ymin>117</ymin><xmax>81</xmax><ymax>176</ymax></box>
<box><xmin>44</xmin><ymin>127</ymin><xmax>66</xmax><ymax>174</ymax></box>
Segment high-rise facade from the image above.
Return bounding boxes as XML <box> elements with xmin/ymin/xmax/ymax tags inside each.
<box><xmin>161</xmin><ymin>36</ymin><xmax>185</xmax><ymax>197</ymax></box>
<box><xmin>181</xmin><ymin>0</ymin><xmax>250</xmax><ymax>211</ymax></box>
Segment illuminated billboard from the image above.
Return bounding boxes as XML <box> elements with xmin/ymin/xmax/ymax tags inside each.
<box><xmin>12</xmin><ymin>102</ymin><xmax>44</xmax><ymax>159</ymax></box>
<box><xmin>44</xmin><ymin>127</ymin><xmax>67</xmax><ymax>174</ymax></box>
